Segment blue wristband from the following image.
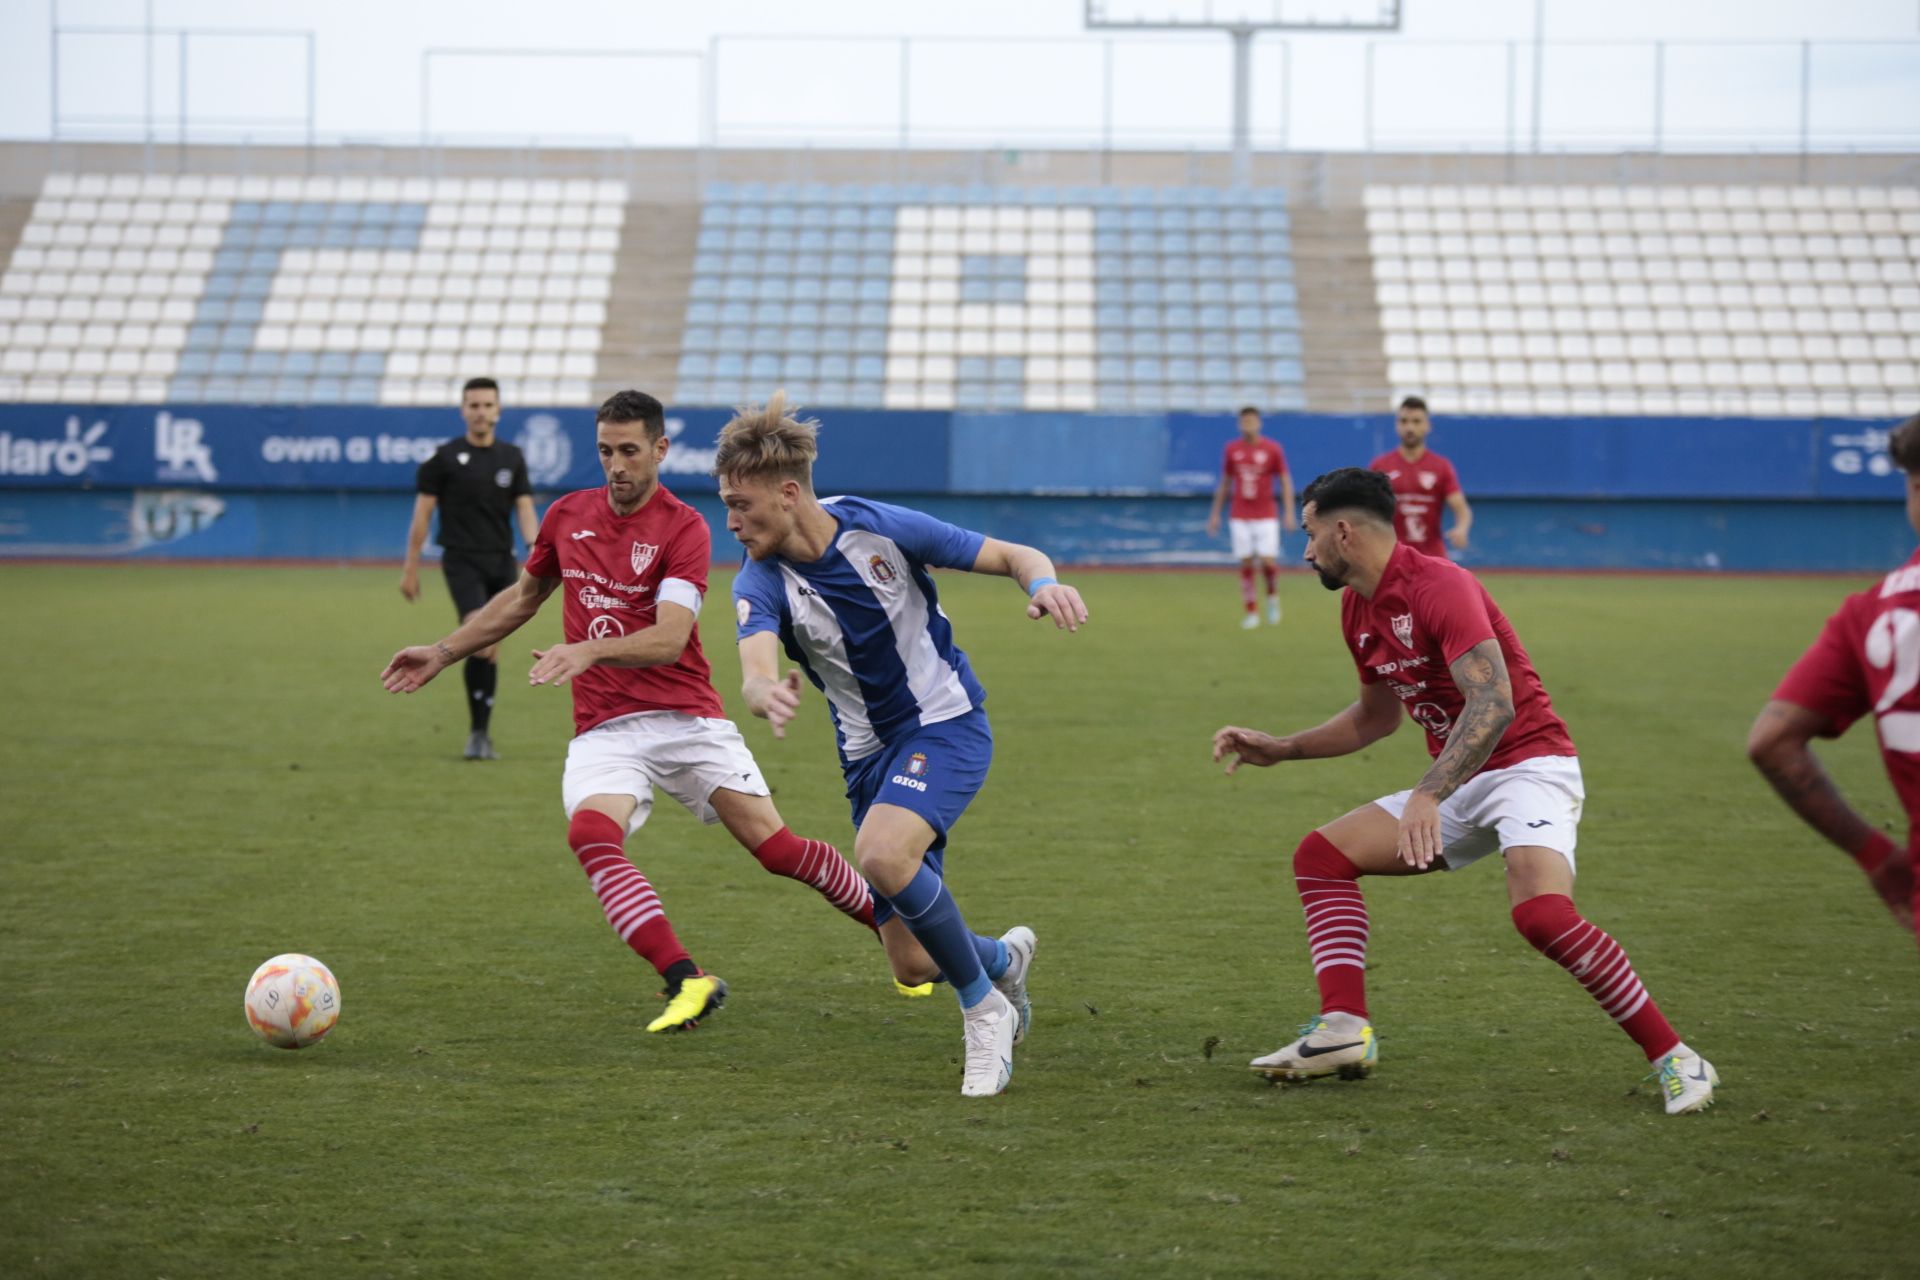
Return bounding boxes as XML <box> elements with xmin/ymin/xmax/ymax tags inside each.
<box><xmin>1026</xmin><ymin>576</ymin><xmax>1057</xmax><ymax>598</ymax></box>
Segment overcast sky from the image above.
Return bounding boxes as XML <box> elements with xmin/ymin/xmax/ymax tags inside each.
<box><xmin>2</xmin><ymin>0</ymin><xmax>1916</xmax><ymax>154</ymax></box>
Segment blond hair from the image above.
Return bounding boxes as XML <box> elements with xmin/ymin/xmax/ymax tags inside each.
<box><xmin>713</xmin><ymin>390</ymin><xmax>820</xmax><ymax>486</ymax></box>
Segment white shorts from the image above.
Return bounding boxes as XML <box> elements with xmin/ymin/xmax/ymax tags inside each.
<box><xmin>1372</xmin><ymin>755</ymin><xmax>1584</xmax><ymax>873</ymax></box>
<box><xmin>1229</xmin><ymin>517</ymin><xmax>1281</xmax><ymax>560</ymax></box>
<box><xmin>561</xmin><ymin>711</ymin><xmax>771</xmax><ymax>836</ymax></box>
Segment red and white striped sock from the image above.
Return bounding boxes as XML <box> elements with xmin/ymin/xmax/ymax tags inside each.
<box><xmin>1513</xmin><ymin>893</ymin><xmax>1680</xmax><ymax>1061</ymax></box>
<box><xmin>1295</xmin><ymin>831</ymin><xmax>1370</xmax><ymax>1020</ymax></box>
<box><xmin>568</xmin><ymin>810</ymin><xmax>692</xmax><ymax>979</ymax></box>
<box><xmin>1239</xmin><ymin>564</ymin><xmax>1257</xmax><ymax>612</ymax></box>
<box><xmin>752</xmin><ymin>827</ymin><xmax>877</xmax><ymax>932</ymax></box>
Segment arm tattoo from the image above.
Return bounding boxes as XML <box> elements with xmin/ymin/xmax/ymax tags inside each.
<box><xmin>1750</xmin><ymin>704</ymin><xmax>1876</xmax><ymax>852</ymax></box>
<box><xmin>1415</xmin><ymin>638</ymin><xmax>1515</xmax><ymax>801</ymax></box>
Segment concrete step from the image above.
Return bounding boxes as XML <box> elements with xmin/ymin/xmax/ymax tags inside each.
<box><xmin>1288</xmin><ymin>205</ymin><xmax>1388</xmax><ymax>413</ymax></box>
<box><xmin>595</xmin><ymin>202</ymin><xmax>700</xmax><ymax>399</ymax></box>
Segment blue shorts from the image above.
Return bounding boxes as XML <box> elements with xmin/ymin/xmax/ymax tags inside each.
<box><xmin>844</xmin><ymin>709</ymin><xmax>993</xmax><ymax>924</ymax></box>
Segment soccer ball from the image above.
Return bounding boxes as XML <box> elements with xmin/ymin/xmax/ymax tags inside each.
<box><xmin>243</xmin><ymin>953</ymin><xmax>341</xmax><ymax>1049</ymax></box>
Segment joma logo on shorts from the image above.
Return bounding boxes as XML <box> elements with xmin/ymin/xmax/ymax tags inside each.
<box><xmin>889</xmin><ymin>775</ymin><xmax>928</xmax><ymax>792</ymax></box>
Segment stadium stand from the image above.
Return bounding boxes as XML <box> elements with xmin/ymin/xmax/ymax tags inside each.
<box><xmin>0</xmin><ymin>172</ymin><xmax>623</xmax><ymax>406</ymax></box>
<box><xmin>1368</xmin><ymin>183</ymin><xmax>1920</xmax><ymax>418</ymax></box>
<box><xmin>673</xmin><ymin>181</ymin><xmax>1306</xmax><ymax>414</ymax></box>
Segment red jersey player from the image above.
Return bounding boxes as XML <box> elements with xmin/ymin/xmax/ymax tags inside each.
<box><xmin>1369</xmin><ymin>395</ymin><xmax>1471</xmax><ymax>558</ymax></box>
<box><xmin>1749</xmin><ymin>412</ymin><xmax>1920</xmax><ymax>946</ymax></box>
<box><xmin>1211</xmin><ymin>467</ymin><xmax>1717</xmax><ymax>1115</ymax></box>
<box><xmin>380</xmin><ymin>390</ymin><xmax>881</xmax><ymax>1034</ymax></box>
<box><xmin>1206</xmin><ymin>405</ymin><xmax>1295</xmax><ymax>628</ymax></box>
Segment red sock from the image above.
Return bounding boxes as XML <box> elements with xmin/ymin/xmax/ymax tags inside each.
<box><xmin>751</xmin><ymin>827</ymin><xmax>877</xmax><ymax>932</ymax></box>
<box><xmin>1262</xmin><ymin>564</ymin><xmax>1278</xmax><ymax>597</ymax></box>
<box><xmin>1512</xmin><ymin>893</ymin><xmax>1680</xmax><ymax>1061</ymax></box>
<box><xmin>568</xmin><ymin>810</ymin><xmax>692</xmax><ymax>979</ymax></box>
<box><xmin>1295</xmin><ymin>832</ymin><xmax>1369</xmax><ymax>1020</ymax></box>
<box><xmin>1239</xmin><ymin>564</ymin><xmax>1257</xmax><ymax>611</ymax></box>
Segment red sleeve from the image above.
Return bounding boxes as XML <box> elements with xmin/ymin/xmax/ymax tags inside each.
<box><xmin>1420</xmin><ymin>571</ymin><xmax>1498</xmax><ymax>667</ymax></box>
<box><xmin>1220</xmin><ymin>441</ymin><xmax>1233</xmax><ymax>479</ymax></box>
<box><xmin>1344</xmin><ymin>595</ymin><xmax>1381</xmax><ymax>684</ymax></box>
<box><xmin>1773</xmin><ymin>603</ymin><xmax>1871</xmax><ymax>737</ymax></box>
<box><xmin>523</xmin><ymin>498</ymin><xmax>562</xmax><ymax>579</ymax></box>
<box><xmin>662</xmin><ymin>507</ymin><xmax>712</xmax><ymax>593</ymax></box>
<box><xmin>1271</xmin><ymin>442</ymin><xmax>1288</xmax><ymax>478</ymax></box>
<box><xmin>1438</xmin><ymin>459</ymin><xmax>1462</xmax><ymax>499</ymax></box>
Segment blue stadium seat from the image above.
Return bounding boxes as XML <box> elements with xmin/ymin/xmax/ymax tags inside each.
<box><xmin>715</xmin><ymin>327</ymin><xmax>749</xmax><ymax>351</ymax></box>
<box><xmin>307</xmin><ymin>377</ymin><xmax>343</xmax><ymax>402</ymax></box>
<box><xmin>791</xmin><ymin>278</ymin><xmax>824</xmax><ymax>304</ymax></box>
<box><xmin>678</xmin><ymin>354</ymin><xmax>713</xmax><ymax>380</ymax></box>
<box><xmin>1163</xmin><ymin>281</ymin><xmax>1195</xmax><ymax>305</ymax></box>
<box><xmin>228</xmin><ymin>201</ymin><xmax>263</xmax><ymax>223</ymax></box>
<box><xmin>858</xmin><ymin>252</ymin><xmax>891</xmax><ymax>276</ymax></box>
<box><xmin>700</xmin><ymin>206</ymin><xmax>733</xmax><ymax>228</ymax></box>
<box><xmin>824</xmin><ymin>279</ymin><xmax>857</xmax><ymax>304</ymax></box>
<box><xmin>211</xmin><ymin>352</ymin><xmax>247</xmax><ymax>376</ymax></box>
<box><xmin>1165</xmin><ymin>332</ymin><xmax>1197</xmax><ymax>357</ymax></box>
<box><xmin>831</xmin><ymin>207</ymin><xmax>863</xmax><ymax>229</ymax></box>
<box><xmin>714</xmin><ymin>354</ymin><xmax>745</xmax><ymax>380</ymax></box>
<box><xmin>788</xmin><ymin>302</ymin><xmax>821</xmax><ymax>327</ymax></box>
<box><xmin>849</xmin><ymin>381</ymin><xmax>883</xmax><ymax>405</ymax></box>
<box><xmin>813</xmin><ymin>381</ymin><xmax>849</xmax><ymax>404</ymax></box>
<box><xmin>1193</xmin><ymin>256</ymin><xmax>1226</xmax><ymax>281</ymax></box>
<box><xmin>246</xmin><ymin>351</ymin><xmax>282</xmax><ymax>376</ymax></box>
<box><xmin>284</xmin><ymin>352</ymin><xmax>316</xmax><ymax>376</ymax></box>
<box><xmin>797</xmin><ymin>228</ymin><xmax>828</xmax><ymax>250</ymax></box>
<box><xmin>718</xmin><ymin>302</ymin><xmax>752</xmax><ymax>326</ymax></box>
<box><xmin>237</xmin><ymin>376</ymin><xmax>274</xmax><ymax>402</ymax></box>
<box><xmin>760</xmin><ymin>253</ymin><xmax>792</xmax><ymax>276</ymax></box>
<box><xmin>268</xmin><ymin>378</ymin><xmax>308</xmax><ymax>403</ymax></box>
<box><xmin>856</xmin><ymin>280</ymin><xmax>889</xmax><ymax>303</ymax></box>
<box><xmin>688</xmin><ymin>278</ymin><xmax>721</xmax><ymax>300</ymax></box>
<box><xmin>184</xmin><ymin>323</ymin><xmax>221</xmax><ymax>351</ymax></box>
<box><xmin>957</xmin><ymin>356</ymin><xmax>990</xmax><ymax>382</ymax></box>
<box><xmin>1125</xmin><ymin>282</ymin><xmax>1160</xmax><ymax>305</ymax></box>
<box><xmin>1157</xmin><ymin>209</ymin><xmax>1192</xmax><ymax>232</ymax></box>
<box><xmin>1233</xmin><ymin>358</ymin><xmax>1265</xmax><ymax>382</ymax></box>
<box><xmin>229</xmin><ymin>300</ymin><xmax>265</xmax><ymax>325</ymax></box>
<box><xmin>852</xmin><ymin>356</ymin><xmax>885</xmax><ymax>382</ymax></box>
<box><xmin>350</xmin><ymin>352</ymin><xmax>382</xmax><ymax>378</ymax></box>
<box><xmin>821</xmin><ymin>304</ymin><xmax>855</xmax><ymax>328</ymax></box>
<box><xmin>818</xmin><ymin>327</ymin><xmax>851</xmax><ymax>353</ymax></box>
<box><xmin>362</xmin><ymin>202</ymin><xmax>395</xmax><ymax>225</ymax></box>
<box><xmin>261</xmin><ymin>202</ymin><xmax>295</xmax><ymax>224</ymax></box>
<box><xmin>695</xmin><ymin>254</ymin><xmax>726</xmax><ymax>276</ymax></box>
<box><xmin>321</xmin><ymin>225</ymin><xmax>356</xmax><ymax>248</ymax></box>
<box><xmin>766</xmin><ymin>209</ymin><xmax>797</xmax><ymax>231</ymax></box>
<box><xmin>780</xmin><ymin>329</ymin><xmax>815</xmax><ymax>354</ymax></box>
<box><xmin>732</xmin><ymin>206</ymin><xmax>766</xmax><ymax>228</ymax></box>
<box><xmin>1167</xmin><ymin>358</ymin><xmax>1198</xmax><ymax>384</ymax></box>
<box><xmin>1130</xmin><ymin>357</ymin><xmax>1163</xmax><ymax>382</ymax></box>
<box><xmin>752</xmin><ymin>279</ymin><xmax>789</xmax><ymax>301</ymax></box>
<box><xmin>686</xmin><ymin>301</ymin><xmax>719</xmax><ymax>326</ymax></box>
<box><xmin>750</xmin><ymin>301</ymin><xmax>785</xmax><ymax>326</ymax></box>
<box><xmin>960</xmin><ymin>280</ymin><xmax>993</xmax><ymax>303</ymax></box>
<box><xmin>1127</xmin><ymin>331</ymin><xmax>1162</xmax><ymax>357</ymax></box>
<box><xmin>955</xmin><ymin>382</ymin><xmax>991</xmax><ymax>408</ymax></box>
<box><xmin>287</xmin><ymin>224</ymin><xmax>322</xmax><ymax>247</ymax></box>
<box><xmin>782</xmin><ymin>354</ymin><xmax>816</xmax><ymax>379</ymax></box>
<box><xmin>852</xmin><ymin>328</ymin><xmax>886</xmax><ymax>355</ymax></box>
<box><xmin>176</xmin><ymin>351</ymin><xmax>213</xmax><ymax>376</ymax></box>
<box><xmin>794</xmin><ymin>253</ymin><xmax>827</xmax><ymax>277</ymax></box>
<box><xmin>1270</xmin><ymin>359</ymin><xmax>1304</xmax><ymax>384</ymax></box>
<box><xmin>818</xmin><ymin>354</ymin><xmax>851</xmax><ymax>380</ymax></box>
<box><xmin>1269</xmin><ymin>388</ymin><xmax>1308</xmax><ymax>412</ymax></box>
<box><xmin>730</xmin><ymin>228</ymin><xmax>764</xmax><ymax>251</ymax></box>
<box><xmin>1267</xmin><ymin>332</ymin><xmax>1303</xmax><ymax>358</ymax></box>
<box><xmin>1096</xmin><ymin>386</ymin><xmax>1131</xmax><ymax>411</ymax></box>
<box><xmin>1232</xmin><ymin>333</ymin><xmax>1263</xmax><ymax>357</ymax></box>
<box><xmin>1199</xmin><ymin>331</ymin><xmax>1232</xmax><ymax>358</ymax></box>
<box><xmin>991</xmin><ymin>357</ymin><xmax>1023</xmax><ymax>382</ymax></box>
<box><xmin>987</xmin><ymin>384</ymin><xmax>1023</xmax><ymax>410</ymax></box>
<box><xmin>829</xmin><ymin>230</ymin><xmax>861</xmax><ymax>253</ymax></box>
<box><xmin>202</xmin><ymin>273</ymin><xmax>238</xmax><ymax>299</ymax></box>
<box><xmin>747</xmin><ymin>354</ymin><xmax>780</xmax><ymax>382</ymax></box>
<box><xmin>170</xmin><ymin>377</ymin><xmax>207</xmax><ymax>399</ymax></box>
<box><xmin>1200</xmin><ymin>357</ymin><xmax>1232</xmax><ymax>384</ymax></box>
<box><xmin>343</xmin><ymin>378</ymin><xmax>378</xmax><ymax>403</ymax></box>
<box><xmin>854</xmin><ymin>303</ymin><xmax>887</xmax><ymax>328</ymax></box>
<box><xmin>317</xmin><ymin>352</ymin><xmax>351</xmax><ymax>376</ymax></box>
<box><xmin>704</xmin><ymin>181</ymin><xmax>737</xmax><ymax>201</ymax></box>
<box><xmin>219</xmin><ymin>323</ymin><xmax>255</xmax><ymax>348</ymax></box>
<box><xmin>749</xmin><ymin>326</ymin><xmax>782</xmax><ymax>351</ymax></box>
<box><xmin>1096</xmin><ymin>356</ymin><xmax>1127</xmax><ymax>383</ymax></box>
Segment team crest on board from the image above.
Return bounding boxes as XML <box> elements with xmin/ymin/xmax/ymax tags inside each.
<box><xmin>868</xmin><ymin>554</ymin><xmax>897</xmax><ymax>585</ymax></box>
<box><xmin>1391</xmin><ymin>613</ymin><xmax>1414</xmax><ymax>648</ymax></box>
<box><xmin>631</xmin><ymin>542</ymin><xmax>658</xmax><ymax>575</ymax></box>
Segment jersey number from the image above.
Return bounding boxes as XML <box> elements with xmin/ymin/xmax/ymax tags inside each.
<box><xmin>1403</xmin><ymin>513</ymin><xmax>1428</xmax><ymax>543</ymax></box>
<box><xmin>1865</xmin><ymin>607</ymin><xmax>1920</xmax><ymax>752</ymax></box>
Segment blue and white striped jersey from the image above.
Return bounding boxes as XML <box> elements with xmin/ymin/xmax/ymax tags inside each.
<box><xmin>733</xmin><ymin>496</ymin><xmax>988</xmax><ymax>763</ymax></box>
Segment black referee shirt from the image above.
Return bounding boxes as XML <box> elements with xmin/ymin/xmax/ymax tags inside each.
<box><xmin>415</xmin><ymin>438</ymin><xmax>533</xmax><ymax>555</ymax></box>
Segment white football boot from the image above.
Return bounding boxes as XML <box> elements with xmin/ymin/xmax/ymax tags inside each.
<box><xmin>1249</xmin><ymin>1013</ymin><xmax>1377</xmax><ymax>1082</ymax></box>
<box><xmin>960</xmin><ymin>988</ymin><xmax>1019</xmax><ymax>1098</ymax></box>
<box><xmin>1653</xmin><ymin>1044</ymin><xmax>1718</xmax><ymax>1115</ymax></box>
<box><xmin>992</xmin><ymin>926</ymin><xmax>1036</xmax><ymax>1046</ymax></box>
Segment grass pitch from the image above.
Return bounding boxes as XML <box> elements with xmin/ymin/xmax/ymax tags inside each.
<box><xmin>2</xmin><ymin>562</ymin><xmax>1916</xmax><ymax>1279</ymax></box>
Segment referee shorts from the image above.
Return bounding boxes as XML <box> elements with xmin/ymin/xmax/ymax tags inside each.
<box><xmin>442</xmin><ymin>549</ymin><xmax>518</xmax><ymax>619</ymax></box>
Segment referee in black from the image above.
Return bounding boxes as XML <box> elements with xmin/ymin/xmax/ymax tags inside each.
<box><xmin>399</xmin><ymin>376</ymin><xmax>538</xmax><ymax>760</ymax></box>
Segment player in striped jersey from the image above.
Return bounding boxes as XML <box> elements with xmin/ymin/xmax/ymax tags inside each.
<box><xmin>717</xmin><ymin>393</ymin><xmax>1089</xmax><ymax>1097</ymax></box>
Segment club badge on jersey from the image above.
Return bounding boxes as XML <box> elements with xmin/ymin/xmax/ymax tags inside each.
<box><xmin>631</xmin><ymin>542</ymin><xmax>657</xmax><ymax>575</ymax></box>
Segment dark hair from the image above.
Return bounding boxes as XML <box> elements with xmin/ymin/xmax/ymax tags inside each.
<box><xmin>1301</xmin><ymin>467</ymin><xmax>1396</xmax><ymax>525</ymax></box>
<box><xmin>1238</xmin><ymin>405</ymin><xmax>1261</xmax><ymax>419</ymax></box>
<box><xmin>1890</xmin><ymin>413</ymin><xmax>1920</xmax><ymax>474</ymax></box>
<box><xmin>1397</xmin><ymin>395</ymin><xmax>1428</xmax><ymax>414</ymax></box>
<box><xmin>461</xmin><ymin>377</ymin><xmax>499</xmax><ymax>397</ymax></box>
<box><xmin>596</xmin><ymin>389</ymin><xmax>667</xmax><ymax>441</ymax></box>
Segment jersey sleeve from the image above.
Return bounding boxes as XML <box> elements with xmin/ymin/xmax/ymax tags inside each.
<box><xmin>1421</xmin><ymin>573</ymin><xmax>1499</xmax><ymax>668</ymax></box>
<box><xmin>874</xmin><ymin>501</ymin><xmax>986</xmax><ymax>571</ymax></box>
<box><xmin>415</xmin><ymin>450</ymin><xmax>446</xmax><ymax>498</ymax></box>
<box><xmin>1271</xmin><ymin>442</ymin><xmax>1289</xmax><ymax>478</ymax></box>
<box><xmin>509</xmin><ymin>450</ymin><xmax>532</xmax><ymax>499</ymax></box>
<box><xmin>1344</xmin><ymin>595</ymin><xmax>1381</xmax><ymax>684</ymax></box>
<box><xmin>655</xmin><ymin>509</ymin><xmax>711</xmax><ymax>614</ymax></box>
<box><xmin>1438</xmin><ymin>458</ymin><xmax>1462</xmax><ymax>499</ymax></box>
<box><xmin>732</xmin><ymin>559</ymin><xmax>786</xmax><ymax>641</ymax></box>
<box><xmin>1773</xmin><ymin>602</ymin><xmax>1871</xmax><ymax>737</ymax></box>
<box><xmin>523</xmin><ymin>498</ymin><xmax>563</xmax><ymax>579</ymax></box>
<box><xmin>1220</xmin><ymin>441</ymin><xmax>1234</xmax><ymax>480</ymax></box>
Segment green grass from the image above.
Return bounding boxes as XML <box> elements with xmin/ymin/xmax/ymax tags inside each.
<box><xmin>2</xmin><ymin>563</ymin><xmax>1917</xmax><ymax>1279</ymax></box>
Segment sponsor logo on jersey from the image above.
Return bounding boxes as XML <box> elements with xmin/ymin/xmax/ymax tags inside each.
<box><xmin>586</xmin><ymin>615</ymin><xmax>626</xmax><ymax>639</ymax></box>
<box><xmin>514</xmin><ymin>413</ymin><xmax>573</xmax><ymax>487</ymax></box>
<box><xmin>868</xmin><ymin>554</ymin><xmax>897</xmax><ymax>585</ymax></box>
<box><xmin>1391</xmin><ymin>613</ymin><xmax>1414</xmax><ymax>648</ymax></box>
<box><xmin>631</xmin><ymin>542</ymin><xmax>658</xmax><ymax>576</ymax></box>
<box><xmin>579</xmin><ymin>586</ymin><xmax>630</xmax><ymax>611</ymax></box>
<box><xmin>889</xmin><ymin>773</ymin><xmax>928</xmax><ymax>792</ymax></box>
<box><xmin>1411</xmin><ymin>702</ymin><xmax>1452</xmax><ymax>736</ymax></box>
<box><xmin>570</xmin><ymin>529</ymin><xmax>597</xmax><ymax>540</ymax></box>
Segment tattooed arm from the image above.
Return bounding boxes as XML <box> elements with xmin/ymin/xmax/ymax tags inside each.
<box><xmin>1747</xmin><ymin>699</ymin><xmax>1890</xmax><ymax>859</ymax></box>
<box><xmin>1397</xmin><ymin>638</ymin><xmax>1515</xmax><ymax>869</ymax></box>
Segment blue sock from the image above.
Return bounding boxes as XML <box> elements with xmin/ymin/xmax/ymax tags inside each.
<box><xmin>978</xmin><ymin>936</ymin><xmax>1008</xmax><ymax>980</ymax></box>
<box><xmin>886</xmin><ymin>864</ymin><xmax>991</xmax><ymax>1008</ymax></box>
